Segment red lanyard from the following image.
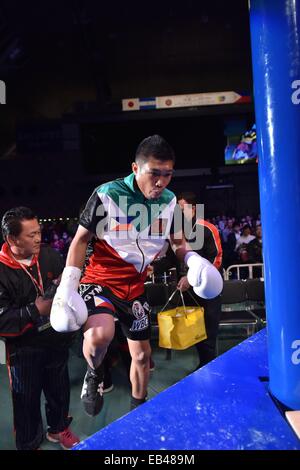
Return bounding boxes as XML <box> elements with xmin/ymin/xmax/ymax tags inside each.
<box><xmin>18</xmin><ymin>257</ymin><xmax>45</xmax><ymax>297</ymax></box>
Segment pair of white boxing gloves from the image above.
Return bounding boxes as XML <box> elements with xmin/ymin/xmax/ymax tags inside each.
<box><xmin>50</xmin><ymin>252</ymin><xmax>223</xmax><ymax>333</ymax></box>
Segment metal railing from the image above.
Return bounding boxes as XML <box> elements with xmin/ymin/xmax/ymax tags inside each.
<box><xmin>224</xmin><ymin>263</ymin><xmax>264</xmax><ymax>281</ymax></box>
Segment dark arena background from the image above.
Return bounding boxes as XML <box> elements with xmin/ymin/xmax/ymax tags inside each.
<box><xmin>0</xmin><ymin>0</ymin><xmax>258</xmax><ymax>220</ymax></box>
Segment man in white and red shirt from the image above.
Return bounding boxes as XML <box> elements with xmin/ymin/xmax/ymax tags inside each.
<box><xmin>50</xmin><ymin>135</ymin><xmax>223</xmax><ymax>417</ymax></box>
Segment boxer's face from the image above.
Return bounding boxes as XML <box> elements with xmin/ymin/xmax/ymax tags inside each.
<box><xmin>132</xmin><ymin>156</ymin><xmax>174</xmax><ymax>200</ymax></box>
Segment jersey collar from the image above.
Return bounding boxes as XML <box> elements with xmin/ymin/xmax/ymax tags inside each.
<box><xmin>124</xmin><ymin>173</ymin><xmax>145</xmax><ymax>201</ymax></box>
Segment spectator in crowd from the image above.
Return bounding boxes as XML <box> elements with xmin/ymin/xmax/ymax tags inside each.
<box><xmin>235</xmin><ymin>223</ymin><xmax>256</xmax><ymax>262</ymax></box>
<box><xmin>61</xmin><ymin>231</ymin><xmax>73</xmax><ymax>258</ymax></box>
<box><xmin>51</xmin><ymin>232</ymin><xmax>65</xmax><ymax>253</ymax></box>
<box><xmin>247</xmin><ymin>224</ymin><xmax>263</xmax><ymax>264</ymax></box>
<box><xmin>221</xmin><ymin>219</ymin><xmax>234</xmax><ymax>244</ymax></box>
<box><xmin>223</xmin><ymin>221</ymin><xmax>241</xmax><ymax>268</ymax></box>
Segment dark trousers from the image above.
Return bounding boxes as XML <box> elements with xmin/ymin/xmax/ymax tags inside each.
<box><xmin>7</xmin><ymin>345</ymin><xmax>71</xmax><ymax>450</ymax></box>
<box><xmin>195</xmin><ymin>295</ymin><xmax>222</xmax><ymax>367</ymax></box>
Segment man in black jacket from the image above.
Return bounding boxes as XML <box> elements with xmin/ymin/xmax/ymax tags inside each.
<box><xmin>0</xmin><ymin>207</ymin><xmax>79</xmax><ymax>450</ymax></box>
<box><xmin>176</xmin><ymin>192</ymin><xmax>223</xmax><ymax>368</ymax></box>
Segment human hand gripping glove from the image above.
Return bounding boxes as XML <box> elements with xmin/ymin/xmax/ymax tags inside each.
<box><xmin>185</xmin><ymin>252</ymin><xmax>223</xmax><ymax>299</ymax></box>
<box><xmin>50</xmin><ymin>266</ymin><xmax>88</xmax><ymax>332</ymax></box>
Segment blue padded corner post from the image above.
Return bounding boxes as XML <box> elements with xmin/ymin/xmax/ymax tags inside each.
<box><xmin>249</xmin><ymin>0</ymin><xmax>300</xmax><ymax>409</ymax></box>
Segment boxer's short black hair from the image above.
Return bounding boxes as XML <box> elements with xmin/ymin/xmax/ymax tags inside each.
<box><xmin>135</xmin><ymin>134</ymin><xmax>175</xmax><ymax>164</ymax></box>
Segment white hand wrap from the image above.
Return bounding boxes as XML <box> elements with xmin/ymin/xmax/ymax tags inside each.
<box><xmin>50</xmin><ymin>266</ymin><xmax>88</xmax><ymax>332</ymax></box>
<box><xmin>185</xmin><ymin>252</ymin><xmax>223</xmax><ymax>299</ymax></box>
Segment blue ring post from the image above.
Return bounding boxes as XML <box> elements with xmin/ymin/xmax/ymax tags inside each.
<box><xmin>249</xmin><ymin>0</ymin><xmax>300</xmax><ymax>409</ymax></box>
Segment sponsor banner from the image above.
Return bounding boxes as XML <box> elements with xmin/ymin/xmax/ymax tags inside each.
<box><xmin>122</xmin><ymin>91</ymin><xmax>251</xmax><ymax>111</ymax></box>
<box><xmin>156</xmin><ymin>91</ymin><xmax>250</xmax><ymax>108</ymax></box>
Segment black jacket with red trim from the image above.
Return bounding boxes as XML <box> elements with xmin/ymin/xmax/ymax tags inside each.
<box><xmin>0</xmin><ymin>243</ymin><xmax>72</xmax><ymax>348</ymax></box>
<box><xmin>153</xmin><ymin>217</ymin><xmax>223</xmax><ymax>276</ymax></box>
<box><xmin>194</xmin><ymin>218</ymin><xmax>223</xmax><ymax>270</ymax></box>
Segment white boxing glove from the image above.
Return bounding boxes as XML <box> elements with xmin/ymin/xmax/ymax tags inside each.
<box><xmin>185</xmin><ymin>252</ymin><xmax>223</xmax><ymax>299</ymax></box>
<box><xmin>50</xmin><ymin>266</ymin><xmax>88</xmax><ymax>332</ymax></box>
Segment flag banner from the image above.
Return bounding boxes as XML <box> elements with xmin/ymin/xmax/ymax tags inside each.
<box><xmin>122</xmin><ymin>97</ymin><xmax>156</xmax><ymax>111</ymax></box>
